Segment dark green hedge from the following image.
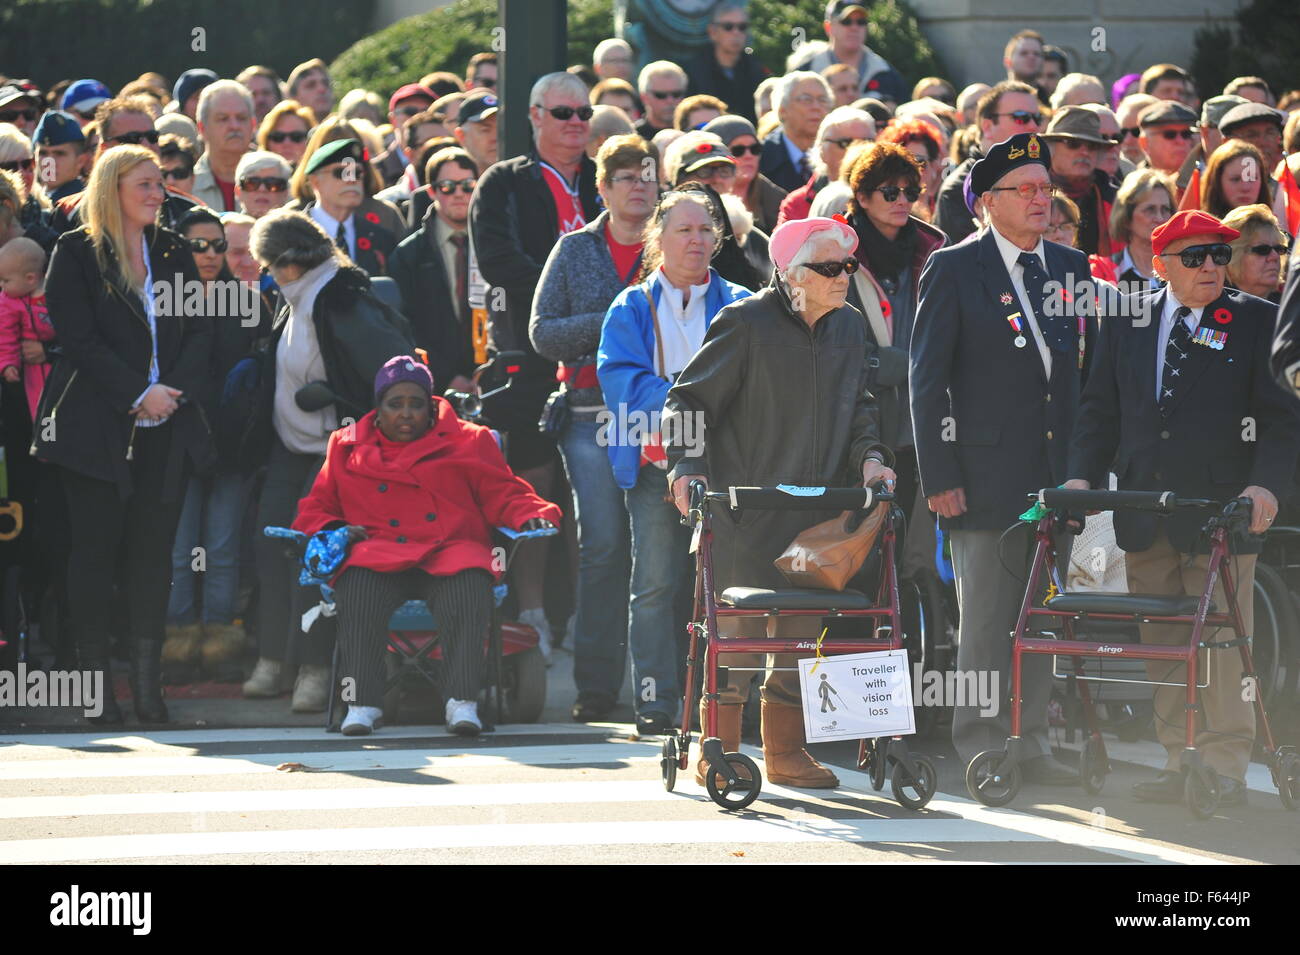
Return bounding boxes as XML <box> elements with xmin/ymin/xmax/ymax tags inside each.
<box><xmin>1191</xmin><ymin>0</ymin><xmax>1300</xmax><ymax>102</ymax></box>
<box><xmin>0</xmin><ymin>0</ymin><xmax>375</xmax><ymax>92</ymax></box>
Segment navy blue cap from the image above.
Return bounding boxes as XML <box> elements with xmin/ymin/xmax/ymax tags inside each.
<box><xmin>173</xmin><ymin>69</ymin><xmax>218</xmax><ymax>108</ymax></box>
<box><xmin>60</xmin><ymin>79</ymin><xmax>112</xmax><ymax>113</ymax></box>
<box><xmin>969</xmin><ymin>132</ymin><xmax>1051</xmax><ymax>197</ymax></box>
<box><xmin>33</xmin><ymin>110</ymin><xmax>85</xmax><ymax>145</ymax></box>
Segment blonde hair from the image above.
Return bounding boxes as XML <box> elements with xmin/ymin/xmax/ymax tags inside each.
<box><xmin>0</xmin><ymin>124</ymin><xmax>47</xmax><ymax>211</ymax></box>
<box><xmin>1223</xmin><ymin>203</ymin><xmax>1285</xmax><ymax>288</ymax></box>
<box><xmin>0</xmin><ymin>168</ymin><xmax>25</xmax><ymax>233</ymax></box>
<box><xmin>257</xmin><ymin>99</ymin><xmax>316</xmax><ymax>155</ymax></box>
<box><xmin>83</xmin><ymin>145</ymin><xmax>158</xmax><ymax>290</ymax></box>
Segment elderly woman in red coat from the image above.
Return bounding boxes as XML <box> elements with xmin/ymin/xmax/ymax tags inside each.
<box><xmin>293</xmin><ymin>356</ymin><xmax>562</xmax><ymax>737</ymax></box>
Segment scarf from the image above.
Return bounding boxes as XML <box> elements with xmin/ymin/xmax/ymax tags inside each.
<box><xmin>857</xmin><ymin>213</ymin><xmax>915</xmax><ymax>286</ymax></box>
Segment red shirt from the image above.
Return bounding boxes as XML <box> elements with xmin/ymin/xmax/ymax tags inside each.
<box><xmin>604</xmin><ymin>223</ymin><xmax>643</xmax><ymax>285</ymax></box>
<box><xmin>540</xmin><ymin>161</ymin><xmax>586</xmax><ymax>237</ymax></box>
<box><xmin>216</xmin><ymin>177</ymin><xmax>236</xmax><ymax>212</ymax></box>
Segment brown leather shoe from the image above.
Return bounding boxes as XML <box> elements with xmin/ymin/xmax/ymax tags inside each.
<box><xmin>761</xmin><ymin>699</ymin><xmax>839</xmax><ymax>788</ymax></box>
<box><xmin>694</xmin><ymin>700</ymin><xmax>744</xmax><ymax>786</ymax></box>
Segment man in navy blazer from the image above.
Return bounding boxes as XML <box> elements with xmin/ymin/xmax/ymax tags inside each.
<box><xmin>911</xmin><ymin>133</ymin><xmax>1097</xmax><ymax>782</ymax></box>
<box><xmin>1066</xmin><ymin>210</ymin><xmax>1300</xmax><ymax>806</ymax></box>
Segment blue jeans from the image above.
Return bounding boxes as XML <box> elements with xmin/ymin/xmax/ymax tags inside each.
<box><xmin>168</xmin><ymin>471</ymin><xmax>248</xmax><ymax>626</ymax></box>
<box><xmin>624</xmin><ymin>462</ymin><xmax>689</xmax><ymax>719</ymax></box>
<box><xmin>557</xmin><ymin>415</ymin><xmax>631</xmax><ymax>700</ymax></box>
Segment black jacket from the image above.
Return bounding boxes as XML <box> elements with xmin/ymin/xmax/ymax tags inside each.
<box><xmin>910</xmin><ymin>229</ymin><xmax>1097</xmax><ymax>531</ymax></box>
<box><xmin>1070</xmin><ymin>287</ymin><xmax>1300</xmax><ymax>554</ymax></box>
<box><xmin>231</xmin><ymin>265</ymin><xmax>415</xmax><ymax>470</ymax></box>
<box><xmin>933</xmin><ymin>153</ymin><xmax>980</xmax><ymax>245</ymax></box>
<box><xmin>759</xmin><ymin>129</ymin><xmax>806</xmax><ymax>194</ymax></box>
<box><xmin>33</xmin><ymin>225</ymin><xmax>215</xmax><ymax>500</ymax></box>
<box><xmin>388</xmin><ymin>204</ymin><xmax>475</xmax><ymax>392</ymax></box>
<box><xmin>301</xmin><ymin>200</ymin><xmax>400</xmax><ymax>278</ymax></box>
<box><xmin>685</xmin><ymin>49</ymin><xmax>771</xmax><ymax>123</ymax></box>
<box><xmin>1270</xmin><ymin>241</ymin><xmax>1300</xmax><ymax>396</ymax></box>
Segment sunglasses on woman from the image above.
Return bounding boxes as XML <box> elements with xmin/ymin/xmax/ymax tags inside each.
<box><xmin>267</xmin><ymin>130</ymin><xmax>309</xmax><ymax>144</ymax></box>
<box><xmin>109</xmin><ymin>129</ymin><xmax>159</xmax><ymax>146</ymax></box>
<box><xmin>0</xmin><ymin>109</ymin><xmax>38</xmax><ymax>124</ymax></box>
<box><xmin>1159</xmin><ymin>242</ymin><xmax>1232</xmax><ymax>268</ymax></box>
<box><xmin>1247</xmin><ymin>243</ymin><xmax>1288</xmax><ymax>257</ymax></box>
<box><xmin>802</xmin><ymin>258</ymin><xmax>860</xmax><ymax>278</ymax></box>
<box><xmin>161</xmin><ymin>165</ymin><xmax>193</xmax><ymax>180</ymax></box>
<box><xmin>435</xmin><ymin>178</ymin><xmax>477</xmax><ymax>194</ymax></box>
<box><xmin>875</xmin><ymin>184</ymin><xmax>921</xmax><ymax>203</ymax></box>
<box><xmin>730</xmin><ymin>143</ymin><xmax>762</xmax><ymax>157</ymax></box>
<box><xmin>0</xmin><ymin>158</ymin><xmax>34</xmax><ymax>173</ymax></box>
<box><xmin>541</xmin><ymin>105</ymin><xmax>593</xmax><ymax>121</ymax></box>
<box><xmin>240</xmin><ymin>175</ymin><xmax>288</xmax><ymax>192</ymax></box>
<box><xmin>187</xmin><ymin>237</ymin><xmax>228</xmax><ymax>254</ymax></box>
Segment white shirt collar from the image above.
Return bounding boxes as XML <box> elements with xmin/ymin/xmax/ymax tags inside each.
<box><xmin>1161</xmin><ymin>288</ymin><xmax>1204</xmax><ymax>329</ymax></box>
<box><xmin>655</xmin><ymin>270</ymin><xmax>710</xmax><ymax>314</ymax></box>
<box><xmin>989</xmin><ymin>224</ymin><xmax>1046</xmax><ymax>276</ymax></box>
<box><xmin>309</xmin><ymin>204</ymin><xmax>354</xmax><ymax>250</ymax></box>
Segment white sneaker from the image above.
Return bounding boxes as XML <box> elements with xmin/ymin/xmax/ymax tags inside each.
<box><xmin>341</xmin><ymin>704</ymin><xmax>383</xmax><ymax>737</ymax></box>
<box><xmin>518</xmin><ymin>608</ymin><xmax>553</xmax><ymax>667</ymax></box>
<box><xmin>445</xmin><ymin>698</ymin><xmax>482</xmax><ymax>736</ymax></box>
<box><xmin>242</xmin><ymin>658</ymin><xmax>283</xmax><ymax>698</ymax></box>
<box><xmin>290</xmin><ymin>663</ymin><xmax>331</xmax><ymax>713</ymax></box>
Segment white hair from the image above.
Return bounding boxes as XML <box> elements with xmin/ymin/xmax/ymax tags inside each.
<box><xmin>775</xmin><ymin>71</ymin><xmax>832</xmax><ymax>114</ymax></box>
<box><xmin>719</xmin><ymin>191</ymin><xmax>753</xmax><ymax>243</ymax></box>
<box><xmin>754</xmin><ymin>76</ymin><xmax>780</xmax><ymax>119</ymax></box>
<box><xmin>219</xmin><ymin>211</ymin><xmax>257</xmax><ymax>229</ymax></box>
<box><xmin>812</xmin><ymin>107</ymin><xmax>876</xmax><ymax>177</ymax></box>
<box><xmin>637</xmin><ymin>60</ymin><xmax>688</xmax><ymax>96</ymax></box>
<box><xmin>1050</xmin><ymin>73</ymin><xmax>1106</xmax><ymax>110</ymax></box>
<box><xmin>0</xmin><ymin>123</ymin><xmax>33</xmax><ymax>163</ymax></box>
<box><xmin>197</xmin><ymin>79</ymin><xmax>254</xmax><ymax>128</ymax></box>
<box><xmin>594</xmin><ymin>38</ymin><xmax>632</xmax><ymax>65</ymax></box>
<box><xmin>236</xmin><ymin>149</ymin><xmax>292</xmax><ymax>181</ymax></box>
<box><xmin>529</xmin><ymin>71</ymin><xmax>590</xmax><ymax>110</ymax></box>
<box><xmin>784</xmin><ymin>226</ymin><xmax>856</xmax><ymax>282</ymax></box>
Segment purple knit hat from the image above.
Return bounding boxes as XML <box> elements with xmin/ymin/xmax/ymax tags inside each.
<box><xmin>374</xmin><ymin>355</ymin><xmax>433</xmax><ymax>402</ymax></box>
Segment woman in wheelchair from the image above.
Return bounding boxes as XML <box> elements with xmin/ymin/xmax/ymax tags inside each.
<box><xmin>292</xmin><ymin>356</ymin><xmax>561</xmax><ymax>737</ymax></box>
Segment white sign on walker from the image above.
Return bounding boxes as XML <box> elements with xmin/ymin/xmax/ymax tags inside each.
<box><xmin>798</xmin><ymin>649</ymin><xmax>915</xmax><ymax>743</ymax></box>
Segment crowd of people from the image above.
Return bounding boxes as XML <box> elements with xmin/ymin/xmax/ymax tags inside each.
<box><xmin>2</xmin><ymin>0</ymin><xmax>1298</xmax><ymax>796</ymax></box>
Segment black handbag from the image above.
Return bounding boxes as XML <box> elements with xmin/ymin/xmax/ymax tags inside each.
<box><xmin>538</xmin><ymin>389</ymin><xmax>570</xmax><ymax>435</ymax></box>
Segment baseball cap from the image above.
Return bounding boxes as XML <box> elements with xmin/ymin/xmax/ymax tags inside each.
<box><xmin>457</xmin><ymin>90</ymin><xmax>500</xmax><ymax>125</ymax></box>
<box><xmin>0</xmin><ymin>85</ymin><xmax>42</xmax><ymax>111</ymax></box>
<box><xmin>33</xmin><ymin>110</ymin><xmax>85</xmax><ymax>146</ymax></box>
<box><xmin>60</xmin><ymin>79</ymin><xmax>112</xmax><ymax>114</ymax></box>
<box><xmin>389</xmin><ymin>83</ymin><xmax>436</xmax><ymax>113</ymax></box>
<box><xmin>677</xmin><ymin>137</ymin><xmax>736</xmax><ymax>182</ymax></box>
<box><xmin>825</xmin><ymin>1</ymin><xmax>869</xmax><ymax>21</ymax></box>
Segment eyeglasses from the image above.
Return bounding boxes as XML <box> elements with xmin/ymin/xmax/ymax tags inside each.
<box><xmin>714</xmin><ymin>21</ymin><xmax>749</xmax><ymax>31</ymax></box>
<box><xmin>187</xmin><ymin>237</ymin><xmax>228</xmax><ymax>254</ymax></box>
<box><xmin>839</xmin><ymin>16</ymin><xmax>869</xmax><ymax>27</ymax></box>
<box><xmin>435</xmin><ymin>178</ymin><xmax>477</xmax><ymax>194</ymax></box>
<box><xmin>875</xmin><ymin>184</ymin><xmax>921</xmax><ymax>203</ymax></box>
<box><xmin>1119</xmin><ymin>126</ymin><xmax>1140</xmax><ymax>139</ymax></box>
<box><xmin>396</xmin><ymin>105</ymin><xmax>427</xmax><ymax>118</ymax></box>
<box><xmin>476</xmin><ymin>78</ymin><xmax>497</xmax><ymax>89</ymax></box>
<box><xmin>826</xmin><ymin>137</ymin><xmax>858</xmax><ymax>150</ymax></box>
<box><xmin>267</xmin><ymin>130</ymin><xmax>309</xmax><ymax>144</ymax></box>
<box><xmin>696</xmin><ymin>164</ymin><xmax>735</xmax><ymax>180</ymax></box>
<box><xmin>0</xmin><ymin>158</ymin><xmax>34</xmax><ymax>173</ymax></box>
<box><xmin>539</xmin><ymin>105</ymin><xmax>593</xmax><ymax>121</ymax></box>
<box><xmin>1159</xmin><ymin>243</ymin><xmax>1232</xmax><ymax>268</ymax></box>
<box><xmin>609</xmin><ymin>173</ymin><xmax>657</xmax><ymax>187</ymax></box>
<box><xmin>730</xmin><ymin>143</ymin><xmax>762</xmax><ymax>157</ymax></box>
<box><xmin>1059</xmin><ymin>138</ymin><xmax>1102</xmax><ymax>153</ymax></box>
<box><xmin>792</xmin><ymin>94</ymin><xmax>833</xmax><ymax>108</ymax></box>
<box><xmin>991</xmin><ymin>110</ymin><xmax>1040</xmax><ymax>127</ymax></box>
<box><xmin>1155</xmin><ymin>128</ymin><xmax>1195</xmax><ymax>141</ymax></box>
<box><xmin>648</xmin><ymin>90</ymin><xmax>685</xmax><ymax>101</ymax></box>
<box><xmin>989</xmin><ymin>182</ymin><xmax>1057</xmax><ymax>200</ymax></box>
<box><xmin>1247</xmin><ymin>243</ymin><xmax>1288</xmax><ymax>257</ymax></box>
<box><xmin>802</xmin><ymin>258</ymin><xmax>860</xmax><ymax>278</ymax></box>
<box><xmin>0</xmin><ymin>109</ymin><xmax>38</xmax><ymax>124</ymax></box>
<box><xmin>325</xmin><ymin>165</ymin><xmax>362</xmax><ymax>180</ymax></box>
<box><xmin>161</xmin><ymin>165</ymin><xmax>193</xmax><ymax>181</ymax></box>
<box><xmin>109</xmin><ymin>129</ymin><xmax>159</xmax><ymax>146</ymax></box>
<box><xmin>240</xmin><ymin>175</ymin><xmax>288</xmax><ymax>192</ymax></box>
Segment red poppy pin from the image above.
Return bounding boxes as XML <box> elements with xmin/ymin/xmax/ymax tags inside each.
<box><xmin>1213</xmin><ymin>308</ymin><xmax>1232</xmax><ymax>325</ymax></box>
<box><xmin>880</xmin><ymin>298</ymin><xmax>892</xmax><ymax>319</ymax></box>
<box><xmin>357</xmin><ymin>237</ymin><xmax>372</xmax><ymax>251</ymax></box>
<box><xmin>695</xmin><ymin>142</ymin><xmax>711</xmax><ymax>153</ymax></box>
<box><xmin>365</xmin><ymin>211</ymin><xmax>380</xmax><ymax>224</ymax></box>
<box><xmin>867</xmin><ymin>79</ymin><xmax>879</xmax><ymax>91</ymax></box>
<box><xmin>831</xmin><ymin>213</ymin><xmax>848</xmax><ymax>224</ymax></box>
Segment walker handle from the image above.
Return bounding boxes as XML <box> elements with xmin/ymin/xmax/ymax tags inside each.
<box><xmin>728</xmin><ymin>486</ymin><xmax>893</xmax><ymax>511</ymax></box>
<box><xmin>1030</xmin><ymin>488</ymin><xmax>1212</xmax><ymax>513</ymax></box>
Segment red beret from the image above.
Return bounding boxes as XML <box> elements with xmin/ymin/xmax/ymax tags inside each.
<box><xmin>1150</xmin><ymin>210</ymin><xmax>1240</xmax><ymax>256</ymax></box>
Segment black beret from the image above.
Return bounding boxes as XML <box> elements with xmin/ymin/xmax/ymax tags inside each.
<box><xmin>969</xmin><ymin>132</ymin><xmax>1050</xmax><ymax>197</ymax></box>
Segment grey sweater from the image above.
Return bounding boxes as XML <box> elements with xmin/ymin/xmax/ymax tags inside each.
<box><xmin>529</xmin><ymin>211</ymin><xmax>641</xmax><ymax>411</ymax></box>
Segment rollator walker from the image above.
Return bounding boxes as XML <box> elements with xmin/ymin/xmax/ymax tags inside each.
<box><xmin>662</xmin><ymin>482</ymin><xmax>937</xmax><ymax>811</ymax></box>
<box><xmin>965</xmin><ymin>487</ymin><xmax>1300</xmax><ymax>818</ymax></box>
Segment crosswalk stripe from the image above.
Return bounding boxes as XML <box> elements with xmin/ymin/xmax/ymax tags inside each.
<box><xmin>1056</xmin><ymin>737</ymin><xmax>1280</xmax><ymax>796</ymax></box>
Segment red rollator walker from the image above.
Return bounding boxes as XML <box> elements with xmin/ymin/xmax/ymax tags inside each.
<box><xmin>662</xmin><ymin>481</ymin><xmax>937</xmax><ymax>811</ymax></box>
<box><xmin>965</xmin><ymin>487</ymin><xmax>1300</xmax><ymax>819</ymax></box>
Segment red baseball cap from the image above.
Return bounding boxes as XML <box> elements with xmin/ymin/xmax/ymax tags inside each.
<box><xmin>1150</xmin><ymin>210</ymin><xmax>1240</xmax><ymax>257</ymax></box>
<box><xmin>389</xmin><ymin>83</ymin><xmax>435</xmax><ymax>112</ymax></box>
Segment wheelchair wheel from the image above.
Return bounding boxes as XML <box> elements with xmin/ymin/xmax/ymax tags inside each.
<box><xmin>1252</xmin><ymin>564</ymin><xmax>1298</xmax><ymax>712</ymax></box>
<box><xmin>1185</xmin><ymin>767</ymin><xmax>1220</xmax><ymax>820</ymax></box>
<box><xmin>966</xmin><ymin>750</ymin><xmax>1021</xmax><ymax>807</ymax></box>
<box><xmin>866</xmin><ymin>737</ymin><xmax>888</xmax><ymax>791</ymax></box>
<box><xmin>1275</xmin><ymin>751</ymin><xmax>1298</xmax><ymax>811</ymax></box>
<box><xmin>503</xmin><ymin>646</ymin><xmax>546</xmax><ymax>723</ymax></box>
<box><xmin>891</xmin><ymin>753</ymin><xmax>937</xmax><ymax>810</ymax></box>
<box><xmin>1080</xmin><ymin>735</ymin><xmax>1108</xmax><ymax>795</ymax></box>
<box><xmin>661</xmin><ymin>736</ymin><xmax>678</xmax><ymax>792</ymax></box>
<box><xmin>704</xmin><ymin>752</ymin><xmax>761</xmax><ymax>810</ymax></box>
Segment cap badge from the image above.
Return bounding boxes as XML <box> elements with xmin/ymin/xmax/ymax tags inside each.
<box><xmin>1027</xmin><ymin>135</ymin><xmax>1040</xmax><ymax>159</ymax></box>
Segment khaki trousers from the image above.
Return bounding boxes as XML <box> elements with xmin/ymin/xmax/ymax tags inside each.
<box><xmin>1124</xmin><ymin>530</ymin><xmax>1256</xmax><ymax>782</ymax></box>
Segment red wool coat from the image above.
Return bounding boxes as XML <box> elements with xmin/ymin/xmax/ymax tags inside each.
<box><xmin>293</xmin><ymin>398</ymin><xmax>562</xmax><ymax>581</ymax></box>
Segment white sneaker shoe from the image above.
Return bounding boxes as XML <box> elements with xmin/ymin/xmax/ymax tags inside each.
<box><xmin>290</xmin><ymin>663</ymin><xmax>331</xmax><ymax>713</ymax></box>
<box><xmin>341</xmin><ymin>704</ymin><xmax>383</xmax><ymax>737</ymax></box>
<box><xmin>518</xmin><ymin>608</ymin><xmax>553</xmax><ymax>667</ymax></box>
<box><xmin>242</xmin><ymin>658</ymin><xmax>283</xmax><ymax>698</ymax></box>
<box><xmin>445</xmin><ymin>698</ymin><xmax>482</xmax><ymax>736</ymax></box>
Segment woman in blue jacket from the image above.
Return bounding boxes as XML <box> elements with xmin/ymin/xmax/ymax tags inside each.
<box><xmin>597</xmin><ymin>190</ymin><xmax>750</xmax><ymax>734</ymax></box>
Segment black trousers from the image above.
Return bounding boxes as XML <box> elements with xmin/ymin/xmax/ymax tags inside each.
<box><xmin>60</xmin><ymin>425</ymin><xmax>187</xmax><ymax>662</ymax></box>
<box><xmin>253</xmin><ymin>436</ymin><xmax>328</xmax><ymax>665</ymax></box>
<box><xmin>333</xmin><ymin>566</ymin><xmax>494</xmax><ymax>709</ymax></box>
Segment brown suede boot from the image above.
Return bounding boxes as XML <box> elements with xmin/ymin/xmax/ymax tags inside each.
<box><xmin>161</xmin><ymin>624</ymin><xmax>203</xmax><ymax>684</ymax></box>
<box><xmin>694</xmin><ymin>700</ymin><xmax>744</xmax><ymax>786</ymax></box>
<box><xmin>200</xmin><ymin>623</ymin><xmax>248</xmax><ymax>682</ymax></box>
<box><xmin>761</xmin><ymin>699</ymin><xmax>839</xmax><ymax>788</ymax></box>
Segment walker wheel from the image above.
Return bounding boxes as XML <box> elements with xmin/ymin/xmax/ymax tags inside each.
<box><xmin>661</xmin><ymin>736</ymin><xmax>678</xmax><ymax>792</ymax></box>
<box><xmin>891</xmin><ymin>754</ymin><xmax>937</xmax><ymax>810</ymax></box>
<box><xmin>866</xmin><ymin>737</ymin><xmax>888</xmax><ymax>791</ymax></box>
<box><xmin>966</xmin><ymin>750</ymin><xmax>1021</xmax><ymax>807</ymax></box>
<box><xmin>1276</xmin><ymin>752</ymin><xmax>1298</xmax><ymax>811</ymax></box>
<box><xmin>1080</xmin><ymin>735</ymin><xmax>1108</xmax><ymax>795</ymax></box>
<box><xmin>1184</xmin><ymin>768</ymin><xmax>1221</xmax><ymax>820</ymax></box>
<box><xmin>704</xmin><ymin>753</ymin><xmax>761</xmax><ymax>810</ymax></box>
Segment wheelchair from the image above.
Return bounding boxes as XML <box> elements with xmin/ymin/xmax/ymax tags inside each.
<box><xmin>662</xmin><ymin>481</ymin><xmax>937</xmax><ymax>811</ymax></box>
<box><xmin>965</xmin><ymin>488</ymin><xmax>1300</xmax><ymax>818</ymax></box>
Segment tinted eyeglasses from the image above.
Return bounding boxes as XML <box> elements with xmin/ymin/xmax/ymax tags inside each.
<box><xmin>1247</xmin><ymin>243</ymin><xmax>1288</xmax><ymax>257</ymax></box>
<box><xmin>0</xmin><ymin>158</ymin><xmax>34</xmax><ymax>173</ymax></box>
<box><xmin>992</xmin><ymin>110</ymin><xmax>1040</xmax><ymax>127</ymax></box>
<box><xmin>161</xmin><ymin>165</ymin><xmax>193</xmax><ymax>181</ymax></box>
<box><xmin>989</xmin><ymin>182</ymin><xmax>1057</xmax><ymax>201</ymax></box>
<box><xmin>187</xmin><ymin>237</ymin><xmax>228</xmax><ymax>254</ymax></box>
<box><xmin>1156</xmin><ymin>127</ymin><xmax>1195</xmax><ymax>141</ymax></box>
<box><xmin>435</xmin><ymin>178</ymin><xmax>477</xmax><ymax>194</ymax></box>
<box><xmin>109</xmin><ymin>129</ymin><xmax>159</xmax><ymax>146</ymax></box>
<box><xmin>714</xmin><ymin>21</ymin><xmax>749</xmax><ymax>31</ymax></box>
<box><xmin>802</xmin><ymin>258</ymin><xmax>860</xmax><ymax>278</ymax></box>
<box><xmin>1119</xmin><ymin>126</ymin><xmax>1141</xmax><ymax>139</ymax></box>
<box><xmin>731</xmin><ymin>143</ymin><xmax>762</xmax><ymax>157</ymax></box>
<box><xmin>648</xmin><ymin>90</ymin><xmax>685</xmax><ymax>101</ymax></box>
<box><xmin>267</xmin><ymin>130</ymin><xmax>309</xmax><ymax>144</ymax></box>
<box><xmin>240</xmin><ymin>175</ymin><xmax>288</xmax><ymax>192</ymax></box>
<box><xmin>0</xmin><ymin>109</ymin><xmax>38</xmax><ymax>124</ymax></box>
<box><xmin>875</xmin><ymin>184</ymin><xmax>922</xmax><ymax>203</ymax></box>
<box><xmin>839</xmin><ymin>16</ymin><xmax>869</xmax><ymax>27</ymax></box>
<box><xmin>1160</xmin><ymin>242</ymin><xmax>1232</xmax><ymax>268</ymax></box>
<box><xmin>541</xmin><ymin>105</ymin><xmax>593</xmax><ymax>121</ymax></box>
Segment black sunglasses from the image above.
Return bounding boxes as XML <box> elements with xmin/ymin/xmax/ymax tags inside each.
<box><xmin>0</xmin><ymin>109</ymin><xmax>38</xmax><ymax>123</ymax></box>
<box><xmin>714</xmin><ymin>21</ymin><xmax>748</xmax><ymax>31</ymax></box>
<box><xmin>1247</xmin><ymin>243</ymin><xmax>1288</xmax><ymax>257</ymax></box>
<box><xmin>267</xmin><ymin>130</ymin><xmax>309</xmax><ymax>144</ymax></box>
<box><xmin>992</xmin><ymin>110</ymin><xmax>1039</xmax><ymax>126</ymax></box>
<box><xmin>731</xmin><ymin>143</ymin><xmax>762</xmax><ymax>157</ymax></box>
<box><xmin>540</xmin><ymin>105</ymin><xmax>593</xmax><ymax>121</ymax></box>
<box><xmin>109</xmin><ymin>129</ymin><xmax>160</xmax><ymax>146</ymax></box>
<box><xmin>802</xmin><ymin>258</ymin><xmax>860</xmax><ymax>278</ymax></box>
<box><xmin>1120</xmin><ymin>126</ymin><xmax>1140</xmax><ymax>139</ymax></box>
<box><xmin>839</xmin><ymin>16</ymin><xmax>869</xmax><ymax>27</ymax></box>
<box><xmin>161</xmin><ymin>165</ymin><xmax>193</xmax><ymax>180</ymax></box>
<box><xmin>476</xmin><ymin>77</ymin><xmax>497</xmax><ymax>89</ymax></box>
<box><xmin>1160</xmin><ymin>242</ymin><xmax>1231</xmax><ymax>268</ymax></box>
<box><xmin>648</xmin><ymin>90</ymin><xmax>685</xmax><ymax>100</ymax></box>
<box><xmin>435</xmin><ymin>177</ymin><xmax>477</xmax><ymax>194</ymax></box>
<box><xmin>875</xmin><ymin>184</ymin><xmax>922</xmax><ymax>203</ymax></box>
<box><xmin>187</xmin><ymin>237</ymin><xmax>228</xmax><ymax>254</ymax></box>
<box><xmin>240</xmin><ymin>175</ymin><xmax>288</xmax><ymax>192</ymax></box>
<box><xmin>1156</xmin><ymin>128</ymin><xmax>1195</xmax><ymax>141</ymax></box>
<box><xmin>0</xmin><ymin>158</ymin><xmax>34</xmax><ymax>173</ymax></box>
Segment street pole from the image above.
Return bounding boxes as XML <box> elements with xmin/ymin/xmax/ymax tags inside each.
<box><xmin>499</xmin><ymin>0</ymin><xmax>567</xmax><ymax>162</ymax></box>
